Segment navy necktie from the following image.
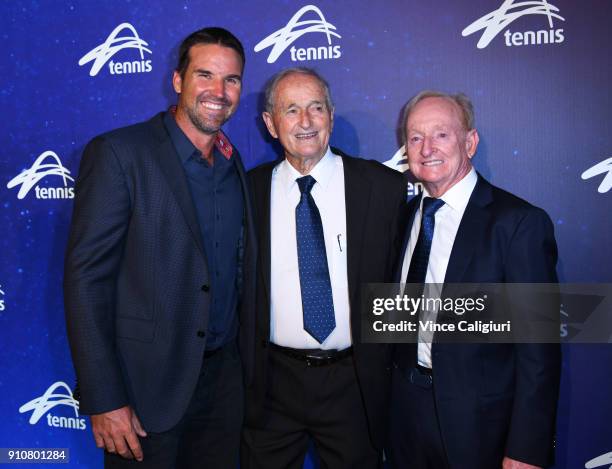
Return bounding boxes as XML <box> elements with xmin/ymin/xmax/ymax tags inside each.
<box><xmin>406</xmin><ymin>197</ymin><xmax>445</xmax><ymax>284</ymax></box>
<box><xmin>295</xmin><ymin>175</ymin><xmax>336</xmax><ymax>344</ymax></box>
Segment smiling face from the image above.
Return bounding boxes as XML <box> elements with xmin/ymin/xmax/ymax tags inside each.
<box><xmin>405</xmin><ymin>97</ymin><xmax>479</xmax><ymax>197</ymax></box>
<box><xmin>172</xmin><ymin>43</ymin><xmax>242</xmax><ymax>136</ymax></box>
<box><xmin>262</xmin><ymin>72</ymin><xmax>333</xmax><ymax>170</ymax></box>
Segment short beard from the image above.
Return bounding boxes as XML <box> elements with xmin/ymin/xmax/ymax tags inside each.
<box><xmin>185</xmin><ymin>105</ymin><xmax>223</xmax><ymax>135</ymax></box>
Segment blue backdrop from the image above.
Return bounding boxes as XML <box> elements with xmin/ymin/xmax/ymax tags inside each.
<box><xmin>1</xmin><ymin>1</ymin><xmax>611</xmax><ymax>467</ymax></box>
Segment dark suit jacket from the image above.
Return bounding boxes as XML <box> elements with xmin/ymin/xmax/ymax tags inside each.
<box><xmin>394</xmin><ymin>174</ymin><xmax>561</xmax><ymax>468</ymax></box>
<box><xmin>63</xmin><ymin>112</ymin><xmax>256</xmax><ymax>433</ymax></box>
<box><xmin>246</xmin><ymin>148</ymin><xmax>408</xmax><ymax>449</ymax></box>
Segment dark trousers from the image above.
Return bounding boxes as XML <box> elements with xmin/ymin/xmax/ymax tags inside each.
<box><xmin>241</xmin><ymin>347</ymin><xmax>381</xmax><ymax>469</ymax></box>
<box><xmin>105</xmin><ymin>341</ymin><xmax>244</xmax><ymax>469</ymax></box>
<box><xmin>387</xmin><ymin>365</ymin><xmax>450</xmax><ymax>469</ymax></box>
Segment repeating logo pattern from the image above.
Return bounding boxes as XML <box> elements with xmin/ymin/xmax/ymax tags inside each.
<box><xmin>19</xmin><ymin>381</ymin><xmax>86</xmax><ymax>430</ymax></box>
<box><xmin>383</xmin><ymin>146</ymin><xmax>423</xmax><ymax>197</ymax></box>
<box><xmin>585</xmin><ymin>451</ymin><xmax>612</xmax><ymax>468</ymax></box>
<box><xmin>255</xmin><ymin>4</ymin><xmax>341</xmax><ymax>63</ymax></box>
<box><xmin>581</xmin><ymin>157</ymin><xmax>612</xmax><ymax>194</ymax></box>
<box><xmin>6</xmin><ymin>151</ymin><xmax>74</xmax><ymax>200</ymax></box>
<box><xmin>384</xmin><ymin>146</ymin><xmax>409</xmax><ymax>173</ymax></box>
<box><xmin>462</xmin><ymin>0</ymin><xmax>565</xmax><ymax>48</ymax></box>
<box><xmin>78</xmin><ymin>22</ymin><xmax>152</xmax><ymax>76</ymax></box>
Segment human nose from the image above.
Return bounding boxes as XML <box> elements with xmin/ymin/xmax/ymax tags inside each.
<box><xmin>210</xmin><ymin>78</ymin><xmax>225</xmax><ymax>98</ymax></box>
<box><xmin>298</xmin><ymin>110</ymin><xmax>312</xmax><ymax>128</ymax></box>
<box><xmin>421</xmin><ymin>136</ymin><xmax>434</xmax><ymax>157</ymax></box>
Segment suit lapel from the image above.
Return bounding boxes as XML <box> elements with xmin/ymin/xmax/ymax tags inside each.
<box><xmin>444</xmin><ymin>176</ymin><xmax>493</xmax><ymax>282</ymax></box>
<box><xmin>343</xmin><ymin>156</ymin><xmax>372</xmax><ymax>307</ymax></box>
<box><xmin>255</xmin><ymin>166</ymin><xmax>273</xmax><ymax>307</ymax></box>
<box><xmin>148</xmin><ymin>114</ymin><xmax>206</xmax><ymax>259</ymax></box>
<box><xmin>395</xmin><ymin>194</ymin><xmax>421</xmax><ymax>282</ymax></box>
<box><xmin>233</xmin><ymin>148</ymin><xmax>257</xmax><ymax>256</ymax></box>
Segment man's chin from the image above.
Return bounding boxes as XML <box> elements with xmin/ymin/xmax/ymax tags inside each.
<box><xmin>293</xmin><ymin>145</ymin><xmax>327</xmax><ymax>160</ymax></box>
<box><xmin>413</xmin><ymin>170</ymin><xmax>445</xmax><ymax>183</ymax></box>
<box><xmin>185</xmin><ymin>108</ymin><xmax>231</xmax><ymax>134</ymax></box>
<box><xmin>198</xmin><ymin>125</ymin><xmax>221</xmax><ymax>135</ymax></box>
<box><xmin>192</xmin><ymin>118</ymin><xmax>225</xmax><ymax>135</ymax></box>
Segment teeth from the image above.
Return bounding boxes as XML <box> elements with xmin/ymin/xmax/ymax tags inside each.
<box><xmin>423</xmin><ymin>160</ymin><xmax>443</xmax><ymax>166</ymax></box>
<box><xmin>202</xmin><ymin>102</ymin><xmax>223</xmax><ymax>110</ymax></box>
<box><xmin>295</xmin><ymin>132</ymin><xmax>317</xmax><ymax>139</ymax></box>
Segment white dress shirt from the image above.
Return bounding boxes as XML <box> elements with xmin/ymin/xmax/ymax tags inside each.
<box><xmin>270</xmin><ymin>147</ymin><xmax>351</xmax><ymax>350</ymax></box>
<box><xmin>400</xmin><ymin>168</ymin><xmax>478</xmax><ymax>368</ymax></box>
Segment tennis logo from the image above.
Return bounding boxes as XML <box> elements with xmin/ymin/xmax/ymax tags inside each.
<box><xmin>19</xmin><ymin>381</ymin><xmax>86</xmax><ymax>431</ymax></box>
<box><xmin>255</xmin><ymin>5</ymin><xmax>342</xmax><ymax>63</ymax></box>
<box><xmin>6</xmin><ymin>150</ymin><xmax>74</xmax><ymax>200</ymax></box>
<box><xmin>462</xmin><ymin>0</ymin><xmax>565</xmax><ymax>49</ymax></box>
<box><xmin>585</xmin><ymin>451</ymin><xmax>612</xmax><ymax>468</ymax></box>
<box><xmin>581</xmin><ymin>157</ymin><xmax>612</xmax><ymax>194</ymax></box>
<box><xmin>79</xmin><ymin>22</ymin><xmax>152</xmax><ymax>76</ymax></box>
<box><xmin>383</xmin><ymin>146</ymin><xmax>423</xmax><ymax>197</ymax></box>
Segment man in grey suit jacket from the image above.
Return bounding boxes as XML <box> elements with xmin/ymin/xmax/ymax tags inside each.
<box><xmin>64</xmin><ymin>27</ymin><xmax>256</xmax><ymax>468</ymax></box>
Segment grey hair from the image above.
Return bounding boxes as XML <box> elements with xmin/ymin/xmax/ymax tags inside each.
<box><xmin>400</xmin><ymin>90</ymin><xmax>475</xmax><ymax>145</ymax></box>
<box><xmin>264</xmin><ymin>67</ymin><xmax>334</xmax><ymax>114</ymax></box>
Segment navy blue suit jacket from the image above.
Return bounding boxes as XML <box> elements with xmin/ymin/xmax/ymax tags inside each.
<box><xmin>64</xmin><ymin>112</ymin><xmax>256</xmax><ymax>432</ymax></box>
<box><xmin>394</xmin><ymin>174</ymin><xmax>561</xmax><ymax>468</ymax></box>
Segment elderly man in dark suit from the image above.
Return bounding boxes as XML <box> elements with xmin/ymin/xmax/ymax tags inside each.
<box><xmin>64</xmin><ymin>27</ymin><xmax>256</xmax><ymax>468</ymax></box>
<box><xmin>388</xmin><ymin>90</ymin><xmax>561</xmax><ymax>469</ymax></box>
<box><xmin>241</xmin><ymin>67</ymin><xmax>408</xmax><ymax>468</ymax></box>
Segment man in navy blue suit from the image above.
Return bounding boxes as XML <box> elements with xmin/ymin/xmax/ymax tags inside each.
<box><xmin>64</xmin><ymin>27</ymin><xmax>256</xmax><ymax>468</ymax></box>
<box><xmin>388</xmin><ymin>91</ymin><xmax>560</xmax><ymax>469</ymax></box>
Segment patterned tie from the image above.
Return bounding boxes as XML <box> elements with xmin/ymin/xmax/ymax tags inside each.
<box><xmin>295</xmin><ymin>175</ymin><xmax>336</xmax><ymax>343</ymax></box>
<box><xmin>406</xmin><ymin>197</ymin><xmax>445</xmax><ymax>284</ymax></box>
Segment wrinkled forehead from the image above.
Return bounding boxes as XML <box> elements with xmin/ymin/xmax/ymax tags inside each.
<box><xmin>277</xmin><ymin>73</ymin><xmax>325</xmax><ymax>99</ymax></box>
<box><xmin>408</xmin><ymin>97</ymin><xmax>465</xmax><ymax>131</ymax></box>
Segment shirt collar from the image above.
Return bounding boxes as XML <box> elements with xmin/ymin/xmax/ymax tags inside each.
<box><xmin>163</xmin><ymin>111</ymin><xmax>201</xmax><ymax>164</ymax></box>
<box><xmin>421</xmin><ymin>167</ymin><xmax>478</xmax><ymax>212</ymax></box>
<box><xmin>275</xmin><ymin>146</ymin><xmax>337</xmax><ymax>195</ymax></box>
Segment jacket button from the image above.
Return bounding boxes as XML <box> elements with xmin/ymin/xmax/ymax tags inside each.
<box><xmin>201</xmin><ymin>284</ymin><xmax>210</xmax><ymax>292</ymax></box>
<box><xmin>197</xmin><ymin>330</ymin><xmax>206</xmax><ymax>338</ymax></box>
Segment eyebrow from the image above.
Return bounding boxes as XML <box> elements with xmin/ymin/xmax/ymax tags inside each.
<box><xmin>286</xmin><ymin>100</ymin><xmax>324</xmax><ymax>107</ymax></box>
<box><xmin>226</xmin><ymin>73</ymin><xmax>242</xmax><ymax>82</ymax></box>
<box><xmin>408</xmin><ymin>124</ymin><xmax>452</xmax><ymax>131</ymax></box>
<box><xmin>192</xmin><ymin>69</ymin><xmax>242</xmax><ymax>81</ymax></box>
<box><xmin>281</xmin><ymin>99</ymin><xmax>326</xmax><ymax>112</ymax></box>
